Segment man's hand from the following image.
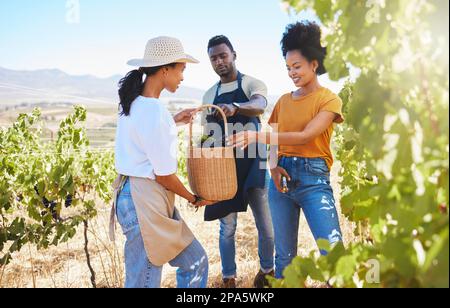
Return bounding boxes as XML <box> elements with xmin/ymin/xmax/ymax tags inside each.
<box><xmin>189</xmin><ymin>194</ymin><xmax>216</xmax><ymax>207</ymax></box>
<box><xmin>173</xmin><ymin>108</ymin><xmax>196</xmax><ymax>125</ymax></box>
<box><xmin>214</xmin><ymin>104</ymin><xmax>238</xmax><ymax>118</ymax></box>
<box><xmin>194</xmin><ymin>199</ymin><xmax>216</xmax><ymax>207</ymax></box>
<box><xmin>270</xmin><ymin>166</ymin><xmax>291</xmax><ymax>193</ymax></box>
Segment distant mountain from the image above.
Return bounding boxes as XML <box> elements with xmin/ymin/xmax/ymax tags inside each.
<box><xmin>161</xmin><ymin>86</ymin><xmax>205</xmax><ymax>102</ymax></box>
<box><xmin>0</xmin><ymin>67</ymin><xmax>205</xmax><ymax>105</ymax></box>
<box><xmin>0</xmin><ymin>66</ymin><xmax>281</xmax><ymax>113</ymax></box>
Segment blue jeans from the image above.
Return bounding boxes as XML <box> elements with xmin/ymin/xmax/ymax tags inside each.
<box><xmin>219</xmin><ymin>187</ymin><xmax>275</xmax><ymax>279</ymax></box>
<box><xmin>116</xmin><ymin>179</ymin><xmax>209</xmax><ymax>288</ymax></box>
<box><xmin>268</xmin><ymin>157</ymin><xmax>342</xmax><ymax>279</ymax></box>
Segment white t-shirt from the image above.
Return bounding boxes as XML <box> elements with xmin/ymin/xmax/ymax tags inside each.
<box><xmin>115</xmin><ymin>96</ymin><xmax>178</xmax><ymax>179</ymax></box>
<box><xmin>202</xmin><ymin>74</ymin><xmax>268</xmax><ymax>104</ymax></box>
<box><xmin>201</xmin><ymin>74</ymin><xmax>268</xmax><ymax>125</ymax></box>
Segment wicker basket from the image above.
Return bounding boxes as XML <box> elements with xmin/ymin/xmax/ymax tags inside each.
<box><xmin>187</xmin><ymin>105</ymin><xmax>237</xmax><ymax>202</ymax></box>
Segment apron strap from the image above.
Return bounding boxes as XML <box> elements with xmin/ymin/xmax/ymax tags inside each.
<box><xmin>237</xmin><ymin>71</ymin><xmax>243</xmax><ymax>91</ymax></box>
<box><xmin>213</xmin><ymin>71</ymin><xmax>243</xmax><ymax>102</ymax></box>
<box><xmin>109</xmin><ymin>175</ymin><xmax>128</xmax><ymax>241</ymax></box>
<box><xmin>214</xmin><ymin>80</ymin><xmax>221</xmax><ymax>102</ymax></box>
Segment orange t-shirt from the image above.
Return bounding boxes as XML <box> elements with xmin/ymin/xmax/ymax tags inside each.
<box><xmin>268</xmin><ymin>87</ymin><xmax>344</xmax><ymax>169</ymax></box>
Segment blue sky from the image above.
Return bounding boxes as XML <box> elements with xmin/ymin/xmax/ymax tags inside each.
<box><xmin>0</xmin><ymin>0</ymin><xmax>342</xmax><ymax>95</ymax></box>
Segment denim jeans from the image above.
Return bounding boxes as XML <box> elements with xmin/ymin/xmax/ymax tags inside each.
<box><xmin>116</xmin><ymin>178</ymin><xmax>209</xmax><ymax>288</ymax></box>
<box><xmin>268</xmin><ymin>157</ymin><xmax>342</xmax><ymax>279</ymax></box>
<box><xmin>219</xmin><ymin>187</ymin><xmax>275</xmax><ymax>279</ymax></box>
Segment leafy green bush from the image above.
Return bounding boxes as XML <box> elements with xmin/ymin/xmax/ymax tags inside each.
<box><xmin>0</xmin><ymin>106</ymin><xmax>116</xmax><ymax>272</ymax></box>
<box><xmin>273</xmin><ymin>0</ymin><xmax>449</xmax><ymax>288</ymax></box>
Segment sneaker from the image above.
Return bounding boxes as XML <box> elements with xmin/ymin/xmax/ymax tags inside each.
<box><xmin>222</xmin><ymin>277</ymin><xmax>236</xmax><ymax>288</ymax></box>
<box><xmin>253</xmin><ymin>270</ymin><xmax>275</xmax><ymax>288</ymax></box>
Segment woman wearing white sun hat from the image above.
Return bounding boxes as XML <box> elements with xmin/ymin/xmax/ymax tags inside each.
<box><xmin>111</xmin><ymin>36</ymin><xmax>215</xmax><ymax>288</ymax></box>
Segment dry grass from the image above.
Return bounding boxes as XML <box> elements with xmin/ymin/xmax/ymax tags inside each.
<box><xmin>0</xmin><ymin>162</ymin><xmax>355</xmax><ymax>288</ymax></box>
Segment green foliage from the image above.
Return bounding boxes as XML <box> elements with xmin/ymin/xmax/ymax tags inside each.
<box><xmin>0</xmin><ymin>106</ymin><xmax>117</xmax><ymax>265</ymax></box>
<box><xmin>177</xmin><ymin>130</ymin><xmax>188</xmax><ymax>185</ymax></box>
<box><xmin>277</xmin><ymin>0</ymin><xmax>449</xmax><ymax>287</ymax></box>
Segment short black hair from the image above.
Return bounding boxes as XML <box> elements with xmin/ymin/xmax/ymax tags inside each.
<box><xmin>281</xmin><ymin>21</ymin><xmax>327</xmax><ymax>75</ymax></box>
<box><xmin>207</xmin><ymin>35</ymin><xmax>235</xmax><ymax>52</ymax></box>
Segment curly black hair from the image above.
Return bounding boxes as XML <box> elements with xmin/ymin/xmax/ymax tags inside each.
<box><xmin>207</xmin><ymin>35</ymin><xmax>235</xmax><ymax>52</ymax></box>
<box><xmin>281</xmin><ymin>21</ymin><xmax>327</xmax><ymax>75</ymax></box>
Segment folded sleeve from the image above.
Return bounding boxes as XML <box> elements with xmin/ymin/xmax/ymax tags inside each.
<box><xmin>268</xmin><ymin>98</ymin><xmax>282</xmax><ymax>127</ymax></box>
<box><xmin>320</xmin><ymin>96</ymin><xmax>344</xmax><ymax>124</ymax></box>
<box><xmin>244</xmin><ymin>76</ymin><xmax>268</xmax><ymax>100</ymax></box>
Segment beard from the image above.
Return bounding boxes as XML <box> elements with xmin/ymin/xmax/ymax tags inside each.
<box><xmin>216</xmin><ymin>65</ymin><xmax>232</xmax><ymax>77</ymax></box>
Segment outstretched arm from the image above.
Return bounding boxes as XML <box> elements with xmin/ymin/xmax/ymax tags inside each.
<box><xmin>173</xmin><ymin>108</ymin><xmax>196</xmax><ymax>126</ymax></box>
<box><xmin>156</xmin><ymin>174</ymin><xmax>214</xmax><ymax>207</ymax></box>
<box><xmin>215</xmin><ymin>94</ymin><xmax>268</xmax><ymax>117</ymax></box>
<box><xmin>228</xmin><ymin>111</ymin><xmax>338</xmax><ymax>149</ymax></box>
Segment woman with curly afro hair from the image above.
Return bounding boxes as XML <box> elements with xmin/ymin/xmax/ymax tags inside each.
<box><xmin>228</xmin><ymin>21</ymin><xmax>344</xmax><ymax>278</ymax></box>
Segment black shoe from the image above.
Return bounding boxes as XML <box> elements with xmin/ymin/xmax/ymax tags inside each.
<box><xmin>253</xmin><ymin>270</ymin><xmax>274</xmax><ymax>288</ymax></box>
<box><xmin>223</xmin><ymin>278</ymin><xmax>236</xmax><ymax>288</ymax></box>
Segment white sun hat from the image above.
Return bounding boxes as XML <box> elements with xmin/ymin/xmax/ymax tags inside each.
<box><xmin>127</xmin><ymin>36</ymin><xmax>199</xmax><ymax>67</ymax></box>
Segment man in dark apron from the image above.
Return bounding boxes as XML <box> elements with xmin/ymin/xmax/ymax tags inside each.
<box><xmin>202</xmin><ymin>35</ymin><xmax>274</xmax><ymax>288</ymax></box>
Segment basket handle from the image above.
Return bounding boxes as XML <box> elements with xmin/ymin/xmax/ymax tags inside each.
<box><xmin>189</xmin><ymin>104</ymin><xmax>229</xmax><ymax>147</ymax></box>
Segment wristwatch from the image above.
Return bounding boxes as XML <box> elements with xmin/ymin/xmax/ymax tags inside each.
<box><xmin>192</xmin><ymin>195</ymin><xmax>202</xmax><ymax>205</ymax></box>
<box><xmin>232</xmin><ymin>102</ymin><xmax>240</xmax><ymax>114</ymax></box>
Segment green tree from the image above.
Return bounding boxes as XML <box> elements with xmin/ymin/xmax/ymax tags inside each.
<box><xmin>273</xmin><ymin>0</ymin><xmax>449</xmax><ymax>288</ymax></box>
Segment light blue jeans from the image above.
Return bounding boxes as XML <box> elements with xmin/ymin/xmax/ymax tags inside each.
<box><xmin>219</xmin><ymin>187</ymin><xmax>275</xmax><ymax>279</ymax></box>
<box><xmin>116</xmin><ymin>178</ymin><xmax>209</xmax><ymax>288</ymax></box>
<box><xmin>268</xmin><ymin>157</ymin><xmax>342</xmax><ymax>279</ymax></box>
